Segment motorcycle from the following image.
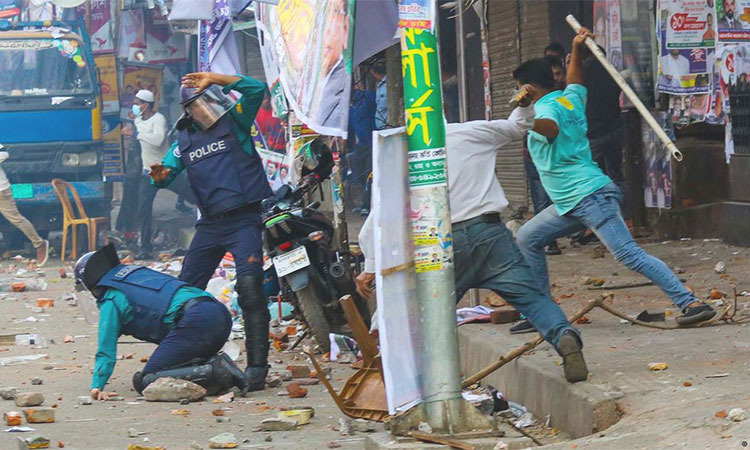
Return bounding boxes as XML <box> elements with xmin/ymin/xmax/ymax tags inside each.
<box><xmin>262</xmin><ymin>139</ymin><xmax>370</xmax><ymax>352</ymax></box>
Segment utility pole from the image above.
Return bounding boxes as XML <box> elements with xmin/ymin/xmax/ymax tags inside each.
<box><xmin>397</xmin><ymin>0</ymin><xmax>493</xmax><ymax>434</ymax></box>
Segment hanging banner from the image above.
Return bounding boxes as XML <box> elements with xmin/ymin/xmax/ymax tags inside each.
<box><xmin>118</xmin><ymin>8</ymin><xmax>146</xmax><ymax>59</ymax></box>
<box><xmin>94</xmin><ymin>54</ymin><xmax>119</xmax><ymax>114</ymax></box>
<box><xmin>255</xmin><ymin>0</ymin><xmax>355</xmax><ymax>138</ymax></box>
<box><xmin>593</xmin><ymin>0</ymin><xmax>623</xmax><ymax>69</ymax></box>
<box><xmin>0</xmin><ymin>0</ymin><xmax>19</xmax><ymax>19</ymax></box>
<box><xmin>120</xmin><ymin>65</ymin><xmax>163</xmax><ymax>121</ymax></box>
<box><xmin>146</xmin><ymin>11</ymin><xmax>188</xmax><ymax>64</ymax></box>
<box><xmin>663</xmin><ymin>0</ymin><xmax>716</xmax><ymax>48</ymax></box>
<box><xmin>251</xmin><ymin>119</ymin><xmax>292</xmax><ymax>191</ymax></box>
<box><xmin>658</xmin><ymin>31</ymin><xmax>712</xmax><ymax>94</ymax></box>
<box><xmin>716</xmin><ymin>0</ymin><xmax>750</xmax><ymax>41</ymax></box>
<box><xmin>642</xmin><ymin>113</ymin><xmax>673</xmax><ymax>209</ymax></box>
<box><xmin>89</xmin><ymin>0</ymin><xmax>115</xmax><ymax>54</ymax></box>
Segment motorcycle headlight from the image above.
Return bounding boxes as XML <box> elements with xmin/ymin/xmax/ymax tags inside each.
<box><xmin>62</xmin><ymin>151</ymin><xmax>98</xmax><ymax>167</ymax></box>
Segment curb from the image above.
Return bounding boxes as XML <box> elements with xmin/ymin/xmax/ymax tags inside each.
<box><xmin>458</xmin><ymin>325</ymin><xmax>620</xmax><ymax>438</ymax></box>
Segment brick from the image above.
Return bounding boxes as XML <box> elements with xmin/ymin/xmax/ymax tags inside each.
<box><xmin>14</xmin><ymin>392</ymin><xmax>44</xmax><ymax>407</ymax></box>
<box><xmin>4</xmin><ymin>410</ymin><xmax>21</xmax><ymax>426</ymax></box>
<box><xmin>286</xmin><ymin>364</ymin><xmax>311</xmax><ymax>378</ymax></box>
<box><xmin>286</xmin><ymin>383</ymin><xmax>307</xmax><ymax>398</ymax></box>
<box><xmin>490</xmin><ymin>309</ymin><xmax>521</xmax><ymax>324</ymax></box>
<box><xmin>23</xmin><ymin>407</ymin><xmax>55</xmax><ymax>423</ymax></box>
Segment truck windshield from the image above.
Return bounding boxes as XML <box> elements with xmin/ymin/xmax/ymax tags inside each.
<box><xmin>0</xmin><ymin>38</ymin><xmax>93</xmax><ymax>96</ymax></box>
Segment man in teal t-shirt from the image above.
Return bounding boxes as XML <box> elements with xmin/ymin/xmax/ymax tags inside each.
<box><xmin>514</xmin><ymin>27</ymin><xmax>716</xmax><ymax>328</ymax></box>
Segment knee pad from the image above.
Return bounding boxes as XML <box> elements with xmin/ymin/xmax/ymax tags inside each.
<box><xmin>236</xmin><ymin>274</ymin><xmax>267</xmax><ymax>312</ymax></box>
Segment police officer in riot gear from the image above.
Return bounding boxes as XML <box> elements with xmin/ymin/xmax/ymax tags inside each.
<box><xmin>149</xmin><ymin>72</ymin><xmax>273</xmax><ymax>391</ymax></box>
<box><xmin>74</xmin><ymin>244</ymin><xmax>247</xmax><ymax>399</ymax></box>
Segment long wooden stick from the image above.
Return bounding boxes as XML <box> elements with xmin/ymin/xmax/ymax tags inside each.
<box><xmin>461</xmin><ymin>295</ymin><xmax>609</xmax><ymax>388</ymax></box>
<box><xmin>565</xmin><ymin>14</ymin><xmax>683</xmax><ymax>162</ymax></box>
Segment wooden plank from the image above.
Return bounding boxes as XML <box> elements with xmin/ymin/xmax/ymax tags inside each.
<box><xmin>411</xmin><ymin>432</ymin><xmax>476</xmax><ymax>450</ymax></box>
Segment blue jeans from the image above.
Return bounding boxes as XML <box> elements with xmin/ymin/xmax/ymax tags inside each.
<box><xmin>142</xmin><ymin>300</ymin><xmax>232</xmax><ymax>375</ymax></box>
<box><xmin>453</xmin><ymin>219</ymin><xmax>576</xmax><ymax>349</ymax></box>
<box><xmin>524</xmin><ymin>158</ymin><xmax>552</xmax><ymax>214</ymax></box>
<box><xmin>516</xmin><ymin>183</ymin><xmax>696</xmax><ymax>310</ymax></box>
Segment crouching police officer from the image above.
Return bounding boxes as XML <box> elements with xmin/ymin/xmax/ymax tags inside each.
<box><xmin>75</xmin><ymin>244</ymin><xmax>247</xmax><ymax>400</ymax></box>
<box><xmin>149</xmin><ymin>72</ymin><xmax>273</xmax><ymax>391</ymax></box>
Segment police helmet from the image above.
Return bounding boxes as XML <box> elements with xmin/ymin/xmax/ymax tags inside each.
<box><xmin>74</xmin><ymin>243</ymin><xmax>120</xmax><ymax>293</ymax></box>
<box><xmin>180</xmin><ymin>85</ymin><xmax>236</xmax><ymax>131</ymax></box>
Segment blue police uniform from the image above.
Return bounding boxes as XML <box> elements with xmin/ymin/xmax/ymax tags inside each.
<box><xmin>152</xmin><ymin>75</ymin><xmax>272</xmax><ymax>389</ymax></box>
<box><xmin>94</xmin><ymin>265</ymin><xmax>232</xmax><ymax>389</ymax></box>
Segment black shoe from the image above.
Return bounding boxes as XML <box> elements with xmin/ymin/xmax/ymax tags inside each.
<box><xmin>545</xmin><ymin>241</ymin><xmax>562</xmax><ymax>256</ymax></box>
<box><xmin>558</xmin><ymin>330</ymin><xmax>588</xmax><ymax>383</ymax></box>
<box><xmin>510</xmin><ymin>320</ymin><xmax>537</xmax><ymax>334</ymax></box>
<box><xmin>676</xmin><ymin>304</ymin><xmax>716</xmax><ymax>326</ymax></box>
<box><xmin>132</xmin><ymin>371</ymin><xmax>145</xmax><ymax>394</ymax></box>
<box><xmin>244</xmin><ymin>365</ymin><xmax>269</xmax><ymax>393</ymax></box>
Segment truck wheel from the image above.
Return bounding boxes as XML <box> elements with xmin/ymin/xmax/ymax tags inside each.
<box><xmin>293</xmin><ymin>278</ymin><xmax>334</xmax><ymax>353</ymax></box>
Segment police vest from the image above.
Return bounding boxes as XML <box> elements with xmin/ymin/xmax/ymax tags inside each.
<box><xmin>176</xmin><ymin>115</ymin><xmax>272</xmax><ymax>218</ymax></box>
<box><xmin>96</xmin><ymin>265</ymin><xmax>189</xmax><ymax>344</ymax></box>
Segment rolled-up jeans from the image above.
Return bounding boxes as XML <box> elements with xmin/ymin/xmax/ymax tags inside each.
<box><xmin>516</xmin><ymin>183</ymin><xmax>696</xmax><ymax>310</ymax></box>
<box><xmin>453</xmin><ymin>218</ymin><xmax>576</xmax><ymax>349</ymax></box>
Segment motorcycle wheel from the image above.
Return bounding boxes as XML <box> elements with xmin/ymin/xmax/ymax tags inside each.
<box><xmin>293</xmin><ymin>278</ymin><xmax>334</xmax><ymax>353</ymax></box>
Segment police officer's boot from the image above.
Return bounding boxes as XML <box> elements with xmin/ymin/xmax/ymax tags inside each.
<box><xmin>236</xmin><ymin>274</ymin><xmax>271</xmax><ymax>392</ymax></box>
<box><xmin>134</xmin><ymin>354</ymin><xmax>248</xmax><ymax>396</ymax></box>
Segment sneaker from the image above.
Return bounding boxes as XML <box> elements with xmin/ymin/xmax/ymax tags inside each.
<box><xmin>36</xmin><ymin>240</ymin><xmax>49</xmax><ymax>267</ymax></box>
<box><xmin>676</xmin><ymin>304</ymin><xmax>716</xmax><ymax>326</ymax></box>
<box><xmin>545</xmin><ymin>241</ymin><xmax>562</xmax><ymax>256</ymax></box>
<box><xmin>558</xmin><ymin>330</ymin><xmax>588</xmax><ymax>383</ymax></box>
<box><xmin>509</xmin><ymin>320</ymin><xmax>537</xmax><ymax>334</ymax></box>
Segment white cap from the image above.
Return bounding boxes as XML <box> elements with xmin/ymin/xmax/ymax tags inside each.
<box><xmin>135</xmin><ymin>89</ymin><xmax>155</xmax><ymax>103</ymax></box>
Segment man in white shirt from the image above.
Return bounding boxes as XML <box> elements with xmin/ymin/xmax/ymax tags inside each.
<box><xmin>133</xmin><ymin>90</ymin><xmax>169</xmax><ymax>258</ymax></box>
<box><xmin>0</xmin><ymin>145</ymin><xmax>48</xmax><ymax>266</ymax></box>
<box><xmin>661</xmin><ymin>50</ymin><xmax>691</xmax><ymax>88</ymax></box>
<box><xmin>356</xmin><ymin>95</ymin><xmax>588</xmax><ymax>383</ymax></box>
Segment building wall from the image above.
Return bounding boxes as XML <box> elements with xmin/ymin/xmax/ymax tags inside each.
<box><xmin>486</xmin><ymin>0</ymin><xmax>550</xmax><ymax>212</ymax></box>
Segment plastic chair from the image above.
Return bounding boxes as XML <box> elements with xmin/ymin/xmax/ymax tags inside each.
<box><xmin>51</xmin><ymin>179</ymin><xmax>109</xmax><ymax>261</ymax></box>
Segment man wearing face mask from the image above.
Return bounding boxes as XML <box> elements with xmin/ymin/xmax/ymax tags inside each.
<box><xmin>132</xmin><ymin>90</ymin><xmax>169</xmax><ymax>259</ymax></box>
<box><xmin>149</xmin><ymin>72</ymin><xmax>272</xmax><ymax>392</ymax></box>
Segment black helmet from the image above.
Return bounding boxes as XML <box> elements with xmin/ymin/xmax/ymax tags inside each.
<box><xmin>74</xmin><ymin>243</ymin><xmax>120</xmax><ymax>293</ymax></box>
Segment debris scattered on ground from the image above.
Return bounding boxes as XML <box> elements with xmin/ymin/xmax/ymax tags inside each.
<box><xmin>338</xmin><ymin>418</ymin><xmax>352</xmax><ymax>436</ymax></box>
<box><xmin>23</xmin><ymin>407</ymin><xmax>55</xmax><ymax>423</ymax></box>
<box><xmin>714</xmin><ymin>261</ymin><xmax>726</xmax><ymax>274</ymax></box>
<box><xmin>709</xmin><ymin>288</ymin><xmax>726</xmax><ymax>299</ymax></box>
<box><xmin>1</xmin><ymin>387</ymin><xmax>18</xmax><ymax>400</ymax></box>
<box><xmin>716</xmin><ymin>410</ymin><xmax>728</xmax><ymax>419</ymax></box>
<box><xmin>350</xmin><ymin>418</ymin><xmax>376</xmax><ymax>433</ymax></box>
<box><xmin>286</xmin><ymin>383</ymin><xmax>307</xmax><ymax>398</ymax></box>
<box><xmin>417</xmin><ymin>421</ymin><xmax>433</xmax><ymax>434</ymax></box>
<box><xmin>5</xmin><ymin>425</ymin><xmax>34</xmax><ymax>432</ymax></box>
<box><xmin>706</xmin><ymin>373</ymin><xmax>730</xmax><ymax>378</ymax></box>
<box><xmin>127</xmin><ymin>428</ymin><xmax>148</xmax><ymax>438</ymax></box>
<box><xmin>258</xmin><ymin>417</ymin><xmax>298</xmax><ymax>431</ymax></box>
<box><xmin>648</xmin><ymin>362</ymin><xmax>668</xmax><ymax>371</ymax></box>
<box><xmin>4</xmin><ymin>411</ymin><xmax>22</xmax><ymax>426</ymax></box>
<box><xmin>729</xmin><ymin>408</ymin><xmax>746</xmax><ymax>422</ymax></box>
<box><xmin>287</xmin><ymin>364</ymin><xmax>311</xmax><ymax>378</ymax></box>
<box><xmin>30</xmin><ymin>378</ymin><xmax>42</xmax><ymax>386</ymax></box>
<box><xmin>17</xmin><ymin>434</ymin><xmax>49</xmax><ymax>449</ymax></box>
<box><xmin>329</xmin><ymin>334</ymin><xmax>360</xmax><ymax>362</ymax></box>
<box><xmin>143</xmin><ymin>378</ymin><xmax>206</xmax><ymax>402</ymax></box>
<box><xmin>15</xmin><ymin>392</ymin><xmax>44</xmax><ymax>407</ymax></box>
<box><xmin>493</xmin><ymin>442</ymin><xmax>509</xmax><ymax>450</ymax></box>
<box><xmin>575</xmin><ymin>315</ymin><xmax>591</xmax><ymax>324</ymax></box>
<box><xmin>683</xmin><ymin>381</ymin><xmax>692</xmax><ymax>387</ymax></box>
<box><xmin>277</xmin><ymin>408</ymin><xmax>313</xmax><ymax>425</ymax></box>
<box><xmin>171</xmin><ymin>409</ymin><xmax>190</xmax><ymax>416</ymax></box>
<box><xmin>213</xmin><ymin>392</ymin><xmax>234</xmax><ymax>403</ymax></box>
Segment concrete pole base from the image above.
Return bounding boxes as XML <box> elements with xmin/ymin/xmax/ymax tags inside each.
<box><xmin>388</xmin><ymin>398</ymin><xmax>497</xmax><ymax>437</ymax></box>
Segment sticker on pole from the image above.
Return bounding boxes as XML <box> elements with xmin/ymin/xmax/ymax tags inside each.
<box><xmin>408</xmin><ymin>148</ymin><xmax>446</xmax><ymax>189</ymax></box>
<box><xmin>414</xmin><ymin>246</ymin><xmax>442</xmax><ymax>273</ymax></box>
<box><xmin>398</xmin><ymin>0</ymin><xmax>432</xmax><ymax>29</ymax></box>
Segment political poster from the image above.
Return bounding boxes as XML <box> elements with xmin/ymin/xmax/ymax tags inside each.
<box><xmin>716</xmin><ymin>0</ymin><xmax>750</xmax><ymax>41</ymax></box>
<box><xmin>661</xmin><ymin>0</ymin><xmax>716</xmax><ymax>48</ymax></box>
<box><xmin>397</xmin><ymin>0</ymin><xmax>431</xmax><ymax>30</ymax></box>
<box><xmin>118</xmin><ymin>8</ymin><xmax>146</xmax><ymax>60</ymax></box>
<box><xmin>251</xmin><ymin>119</ymin><xmax>292</xmax><ymax>191</ymax></box>
<box><xmin>657</xmin><ymin>31</ymin><xmax>713</xmax><ymax>94</ymax></box>
<box><xmin>255</xmin><ymin>3</ymin><xmax>290</xmax><ymax>120</ymax></box>
<box><xmin>255</xmin><ymin>0</ymin><xmax>355</xmax><ymax>138</ymax></box>
<box><xmin>620</xmin><ymin>0</ymin><xmax>656</xmax><ymax>107</ymax></box>
<box><xmin>593</xmin><ymin>0</ymin><xmax>623</xmax><ymax>70</ymax></box>
<box><xmin>372</xmin><ymin>127</ymin><xmax>423</xmax><ymax>415</ymax></box>
<box><xmin>642</xmin><ymin>113</ymin><xmax>673</xmax><ymax>209</ymax></box>
<box><xmin>94</xmin><ymin>54</ymin><xmax>119</xmax><ymax>114</ymax></box>
<box><xmin>119</xmin><ymin>65</ymin><xmax>163</xmax><ymax>121</ymax></box>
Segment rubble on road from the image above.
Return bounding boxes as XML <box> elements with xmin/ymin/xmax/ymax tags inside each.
<box><xmin>23</xmin><ymin>407</ymin><xmax>55</xmax><ymax>423</ymax></box>
<box><xmin>16</xmin><ymin>434</ymin><xmax>50</xmax><ymax>449</ymax></box>
<box><xmin>1</xmin><ymin>387</ymin><xmax>18</xmax><ymax>400</ymax></box>
<box><xmin>143</xmin><ymin>378</ymin><xmax>206</xmax><ymax>402</ymax></box>
<box><xmin>258</xmin><ymin>417</ymin><xmax>298</xmax><ymax>431</ymax></box>
<box><xmin>14</xmin><ymin>392</ymin><xmax>44</xmax><ymax>407</ymax></box>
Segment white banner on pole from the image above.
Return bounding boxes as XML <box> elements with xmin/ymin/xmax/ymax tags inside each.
<box><xmin>373</xmin><ymin>127</ymin><xmax>423</xmax><ymax>415</ymax></box>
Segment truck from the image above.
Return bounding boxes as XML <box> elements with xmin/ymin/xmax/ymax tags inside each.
<box><xmin>0</xmin><ymin>19</ymin><xmax>110</xmax><ymax>249</ymax></box>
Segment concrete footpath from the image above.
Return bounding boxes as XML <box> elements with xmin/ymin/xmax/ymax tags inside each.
<box><xmin>457</xmin><ymin>238</ymin><xmax>750</xmax><ymax>449</ymax></box>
